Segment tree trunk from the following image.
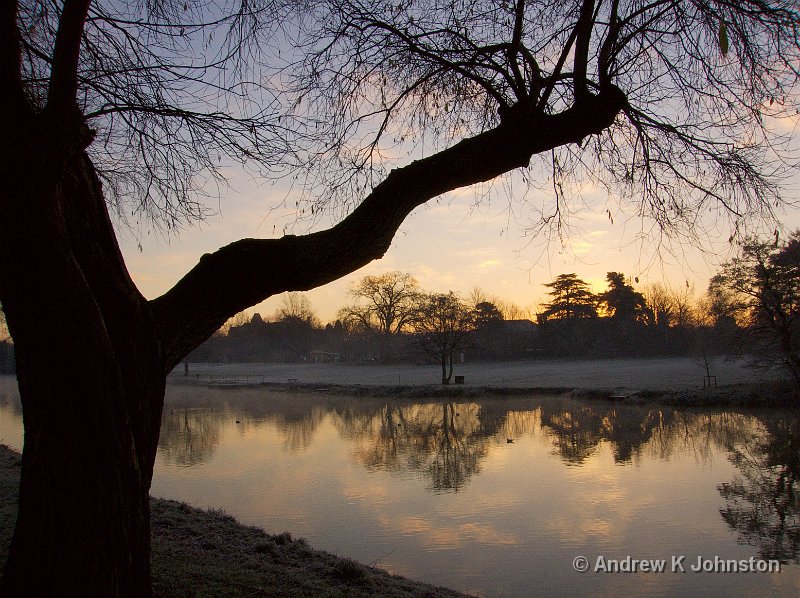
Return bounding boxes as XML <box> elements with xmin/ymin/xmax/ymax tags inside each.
<box><xmin>439</xmin><ymin>350</ymin><xmax>454</xmax><ymax>385</ymax></box>
<box><xmin>446</xmin><ymin>351</ymin><xmax>454</xmax><ymax>385</ymax></box>
<box><xmin>440</xmin><ymin>350</ymin><xmax>449</xmax><ymax>385</ymax></box>
<box><xmin>0</xmin><ymin>134</ymin><xmax>163</xmax><ymax>595</ymax></box>
<box><xmin>1</xmin><ymin>343</ymin><xmax>162</xmax><ymax>597</ymax></box>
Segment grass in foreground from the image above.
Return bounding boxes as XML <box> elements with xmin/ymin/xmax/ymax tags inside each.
<box><xmin>0</xmin><ymin>445</ymin><xmax>470</xmax><ymax>597</ymax></box>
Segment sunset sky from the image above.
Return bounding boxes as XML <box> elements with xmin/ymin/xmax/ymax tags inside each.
<box><xmin>118</xmin><ymin>147</ymin><xmax>800</xmax><ymax>325</ymax></box>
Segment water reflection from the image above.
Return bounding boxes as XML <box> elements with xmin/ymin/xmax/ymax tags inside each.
<box><xmin>538</xmin><ymin>401</ymin><xmax>665</xmax><ymax>464</ymax></box>
<box><xmin>335</xmin><ymin>402</ymin><xmax>493</xmax><ymax>492</ymax></box>
<box><xmin>160</xmin><ymin>408</ymin><xmax>222</xmax><ymax>466</ymax></box>
<box><xmin>155</xmin><ymin>387</ymin><xmax>800</xmax><ymax>586</ymax></box>
<box><xmin>2</xmin><ymin>381</ymin><xmax>799</xmax><ymax>596</ymax></box>
<box><xmin>159</xmin><ymin>387</ymin><xmax>329</xmax><ymax>460</ymax></box>
<box><xmin>158</xmin><ymin>388</ymin><xmax>780</xmax><ymax>495</ymax></box>
<box><xmin>719</xmin><ymin>412</ymin><xmax>800</xmax><ymax>563</ymax></box>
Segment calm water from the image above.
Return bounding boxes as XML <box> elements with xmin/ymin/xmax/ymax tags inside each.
<box><xmin>1</xmin><ymin>377</ymin><xmax>799</xmax><ymax>596</ymax></box>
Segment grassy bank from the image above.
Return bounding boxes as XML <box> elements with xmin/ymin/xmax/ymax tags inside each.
<box><xmin>0</xmin><ymin>445</ymin><xmax>469</xmax><ymax>597</ymax></box>
<box><xmin>172</xmin><ymin>376</ymin><xmax>799</xmax><ymax>407</ymax></box>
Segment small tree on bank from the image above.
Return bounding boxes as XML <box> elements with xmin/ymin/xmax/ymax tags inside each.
<box><xmin>415</xmin><ymin>292</ymin><xmax>473</xmax><ymax>384</ymax></box>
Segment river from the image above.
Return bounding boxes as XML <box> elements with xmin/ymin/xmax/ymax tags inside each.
<box><xmin>1</xmin><ymin>377</ymin><xmax>798</xmax><ymax>596</ymax></box>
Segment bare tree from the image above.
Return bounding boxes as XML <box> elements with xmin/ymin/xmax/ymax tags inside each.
<box><xmin>276</xmin><ymin>291</ymin><xmax>319</xmax><ymax>326</ymax></box>
<box><xmin>670</xmin><ymin>283</ymin><xmax>699</xmax><ymax>328</ymax></box>
<box><xmin>469</xmin><ymin>287</ymin><xmax>491</xmax><ymax>310</ymax></box>
<box><xmin>338</xmin><ymin>271</ymin><xmax>422</xmax><ymax>360</ymax></box>
<box><xmin>415</xmin><ymin>292</ymin><xmax>473</xmax><ymax>384</ymax></box>
<box><xmin>337</xmin><ymin>271</ymin><xmax>422</xmax><ymax>334</ymax></box>
<box><xmin>644</xmin><ymin>283</ymin><xmax>676</xmax><ymax>329</ymax></box>
<box><xmin>288</xmin><ymin>0</ymin><xmax>794</xmax><ymax>240</ymax></box>
<box><xmin>2</xmin><ymin>0</ymin><xmax>800</xmax><ymax>594</ymax></box>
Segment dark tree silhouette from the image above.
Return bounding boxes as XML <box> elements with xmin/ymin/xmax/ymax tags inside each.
<box><xmin>472</xmin><ymin>301</ymin><xmax>505</xmax><ymax>330</ymax></box>
<box><xmin>337</xmin><ymin>271</ymin><xmax>422</xmax><ymax>360</ymax></box>
<box><xmin>338</xmin><ymin>272</ymin><xmax>422</xmax><ymax>335</ymax></box>
<box><xmin>601</xmin><ymin>272</ymin><xmax>649</xmax><ymax>322</ymax></box>
<box><xmin>540</xmin><ymin>273</ymin><xmax>598</xmax><ymax>320</ymax></box>
<box><xmin>276</xmin><ymin>292</ymin><xmax>320</xmax><ymax>327</ymax></box>
<box><xmin>711</xmin><ymin>232</ymin><xmax>800</xmax><ymax>384</ymax></box>
<box><xmin>2</xmin><ymin>0</ymin><xmax>800</xmax><ymax>594</ymax></box>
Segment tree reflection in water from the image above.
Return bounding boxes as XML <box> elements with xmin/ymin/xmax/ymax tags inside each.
<box><xmin>157</xmin><ymin>383</ymin><xmax>798</xmax><ymax>550</ymax></box>
<box><xmin>718</xmin><ymin>413</ymin><xmax>800</xmax><ymax>563</ymax></box>
<box><xmin>158</xmin><ymin>387</ymin><xmax>330</xmax><ymax>463</ymax></box>
<box><xmin>338</xmin><ymin>403</ymin><xmax>482</xmax><ymax>492</ymax></box>
<box><xmin>159</xmin><ymin>407</ymin><xmax>222</xmax><ymax>467</ymax></box>
<box><xmin>331</xmin><ymin>398</ymin><xmax>545</xmax><ymax>493</ymax></box>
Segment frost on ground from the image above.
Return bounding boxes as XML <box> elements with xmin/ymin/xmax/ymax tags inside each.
<box><xmin>177</xmin><ymin>356</ymin><xmax>780</xmax><ymax>393</ymax></box>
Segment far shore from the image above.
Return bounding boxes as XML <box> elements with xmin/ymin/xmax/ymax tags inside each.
<box><xmin>170</xmin><ymin>355</ymin><xmax>796</xmax><ymax>407</ymax></box>
<box><xmin>168</xmin><ymin>377</ymin><xmax>798</xmax><ymax>408</ymax></box>
<box><xmin>174</xmin><ymin>355</ymin><xmax>783</xmax><ymax>392</ymax></box>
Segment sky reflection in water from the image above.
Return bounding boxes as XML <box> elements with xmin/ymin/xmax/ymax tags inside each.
<box><xmin>0</xmin><ymin>377</ymin><xmax>798</xmax><ymax>597</ymax></box>
<box><xmin>151</xmin><ymin>385</ymin><xmax>800</xmax><ymax>597</ymax></box>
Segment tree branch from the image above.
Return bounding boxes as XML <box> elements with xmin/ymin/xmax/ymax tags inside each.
<box><xmin>0</xmin><ymin>1</ymin><xmax>28</xmax><ymax>118</ymax></box>
<box><xmin>47</xmin><ymin>0</ymin><xmax>91</xmax><ymax>113</ymax></box>
<box><xmin>573</xmin><ymin>0</ymin><xmax>595</xmax><ymax>102</ymax></box>
<box><xmin>151</xmin><ymin>85</ymin><xmax>626</xmax><ymax>369</ymax></box>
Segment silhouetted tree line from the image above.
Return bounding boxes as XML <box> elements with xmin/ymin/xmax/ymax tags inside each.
<box><xmin>533</xmin><ymin>271</ymin><xmax>738</xmax><ymax>359</ymax></box>
<box><xmin>186</xmin><ymin>269</ymin><xmax>746</xmax><ymax>367</ymax></box>
<box><xmin>1</xmin><ymin>245</ymin><xmax>793</xmax><ymax>375</ymax></box>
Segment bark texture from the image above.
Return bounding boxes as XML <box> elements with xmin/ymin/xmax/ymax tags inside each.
<box><xmin>0</xmin><ymin>121</ymin><xmax>162</xmax><ymax>595</ymax></box>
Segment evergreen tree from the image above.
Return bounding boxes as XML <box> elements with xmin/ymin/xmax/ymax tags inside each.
<box><xmin>541</xmin><ymin>274</ymin><xmax>598</xmax><ymax>321</ymax></box>
<box><xmin>600</xmin><ymin>272</ymin><xmax>650</xmax><ymax>322</ymax></box>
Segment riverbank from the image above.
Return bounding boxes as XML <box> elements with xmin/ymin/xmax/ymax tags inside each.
<box><xmin>176</xmin><ymin>356</ymin><xmax>783</xmax><ymax>392</ymax></box>
<box><xmin>170</xmin><ymin>376</ymin><xmax>799</xmax><ymax>407</ymax></box>
<box><xmin>0</xmin><ymin>445</ymin><xmax>469</xmax><ymax>597</ymax></box>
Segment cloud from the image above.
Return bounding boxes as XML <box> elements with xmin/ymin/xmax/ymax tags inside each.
<box><xmin>477</xmin><ymin>259</ymin><xmax>502</xmax><ymax>271</ymax></box>
<box><xmin>569</xmin><ymin>240</ymin><xmax>593</xmax><ymax>256</ymax></box>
